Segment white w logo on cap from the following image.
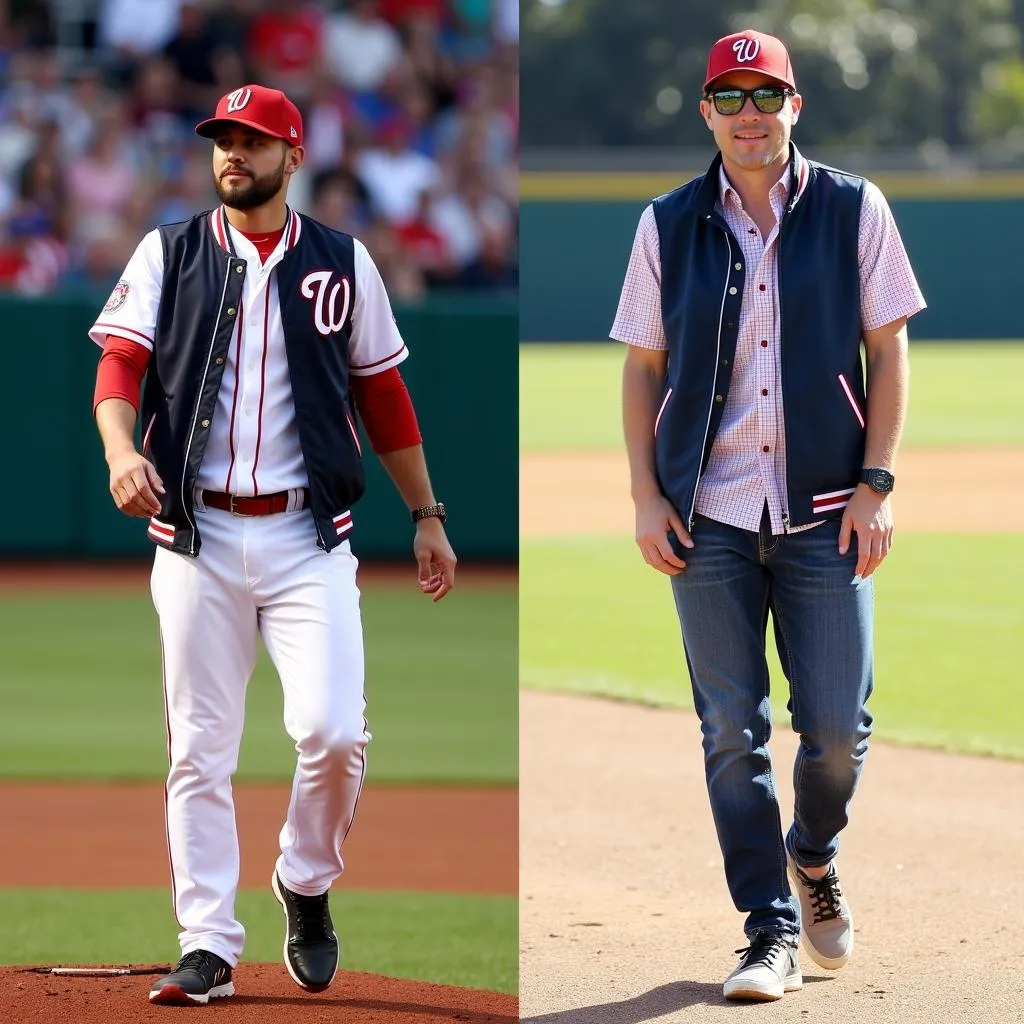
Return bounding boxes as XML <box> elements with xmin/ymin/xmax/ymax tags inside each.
<box><xmin>732</xmin><ymin>38</ymin><xmax>761</xmax><ymax>62</ymax></box>
<box><xmin>225</xmin><ymin>87</ymin><xmax>253</xmax><ymax>113</ymax></box>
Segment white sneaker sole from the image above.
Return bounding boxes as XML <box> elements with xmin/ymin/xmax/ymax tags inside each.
<box><xmin>148</xmin><ymin>981</ymin><xmax>235</xmax><ymax>1005</ymax></box>
<box><xmin>724</xmin><ymin>971</ymin><xmax>803</xmax><ymax>1001</ymax></box>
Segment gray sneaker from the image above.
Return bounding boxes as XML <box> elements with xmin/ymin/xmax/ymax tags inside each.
<box><xmin>722</xmin><ymin>933</ymin><xmax>802</xmax><ymax>1001</ymax></box>
<box><xmin>787</xmin><ymin>855</ymin><xmax>854</xmax><ymax>970</ymax></box>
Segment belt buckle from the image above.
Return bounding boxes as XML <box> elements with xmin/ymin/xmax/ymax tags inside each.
<box><xmin>228</xmin><ymin>494</ymin><xmax>254</xmax><ymax>517</ymax></box>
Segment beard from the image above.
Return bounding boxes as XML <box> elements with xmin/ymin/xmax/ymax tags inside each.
<box><xmin>214</xmin><ymin>154</ymin><xmax>287</xmax><ymax>210</ymax></box>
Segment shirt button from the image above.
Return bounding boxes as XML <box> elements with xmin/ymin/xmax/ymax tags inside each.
<box><xmin>227</xmin><ymin>307</ymin><xmax>237</xmax><ymax>315</ymax></box>
<box><xmin>201</xmin><ymin>419</ymin><xmax>210</xmax><ymax>428</ymax></box>
<box><xmin>249</xmin><ymin>319</ymin><xmax>257</xmax><ymax>326</ymax></box>
<box><xmin>758</xmin><ymin>284</ymin><xmax>766</xmax><ymax>292</ymax></box>
<box><xmin>728</xmin><ymin>286</ymin><xmax>737</xmax><ymax>295</ymax></box>
<box><xmin>761</xmin><ymin>388</ymin><xmax>768</xmax><ymax>396</ymax></box>
<box><xmin>245</xmin><ymin>409</ymin><xmax>252</xmax><ymax>417</ymax></box>
<box><xmin>762</xmin><ymin>445</ymin><xmax>770</xmax><ymax>453</ymax></box>
<box><xmin>760</xmin><ymin>340</ymin><xmax>768</xmax><ymax>348</ymax></box>
<box><xmin>248</xmin><ymin>363</ymin><xmax>255</xmax><ymax>371</ymax></box>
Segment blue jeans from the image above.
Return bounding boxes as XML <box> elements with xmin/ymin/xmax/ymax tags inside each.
<box><xmin>669</xmin><ymin>509</ymin><xmax>874</xmax><ymax>938</ymax></box>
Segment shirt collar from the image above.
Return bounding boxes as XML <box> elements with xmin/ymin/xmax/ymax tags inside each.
<box><xmin>718</xmin><ymin>162</ymin><xmax>793</xmax><ymax>208</ymax></box>
<box><xmin>209</xmin><ymin>205</ymin><xmax>302</xmax><ymax>257</ymax></box>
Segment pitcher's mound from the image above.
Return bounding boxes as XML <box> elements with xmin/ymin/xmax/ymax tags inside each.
<box><xmin>1</xmin><ymin>965</ymin><xmax>518</xmax><ymax>1021</ymax></box>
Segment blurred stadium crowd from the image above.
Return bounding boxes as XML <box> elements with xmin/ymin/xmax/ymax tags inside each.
<box><xmin>0</xmin><ymin>0</ymin><xmax>518</xmax><ymax>300</ymax></box>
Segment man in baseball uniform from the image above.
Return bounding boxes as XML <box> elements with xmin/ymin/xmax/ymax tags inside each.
<box><xmin>612</xmin><ymin>32</ymin><xmax>925</xmax><ymax>1001</ymax></box>
<box><xmin>91</xmin><ymin>84</ymin><xmax>457</xmax><ymax>1006</ymax></box>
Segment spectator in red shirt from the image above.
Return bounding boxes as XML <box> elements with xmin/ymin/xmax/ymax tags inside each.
<box><xmin>247</xmin><ymin>0</ymin><xmax>325</xmax><ymax>103</ymax></box>
<box><xmin>395</xmin><ymin>186</ymin><xmax>454</xmax><ymax>282</ymax></box>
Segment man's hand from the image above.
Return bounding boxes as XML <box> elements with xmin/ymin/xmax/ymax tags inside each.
<box><xmin>635</xmin><ymin>494</ymin><xmax>692</xmax><ymax>575</ymax></box>
<box><xmin>107</xmin><ymin>448</ymin><xmax>165</xmax><ymax>518</ymax></box>
<box><xmin>413</xmin><ymin>518</ymin><xmax>457</xmax><ymax>601</ymax></box>
<box><xmin>838</xmin><ymin>484</ymin><xmax>893</xmax><ymax>579</ymax></box>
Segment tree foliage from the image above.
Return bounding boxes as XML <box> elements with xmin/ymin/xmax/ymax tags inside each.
<box><xmin>521</xmin><ymin>0</ymin><xmax>1024</xmax><ymax>153</ymax></box>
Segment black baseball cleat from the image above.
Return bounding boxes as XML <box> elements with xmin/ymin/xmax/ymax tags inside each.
<box><xmin>148</xmin><ymin>949</ymin><xmax>234</xmax><ymax>1005</ymax></box>
<box><xmin>272</xmin><ymin>870</ymin><xmax>340</xmax><ymax>992</ymax></box>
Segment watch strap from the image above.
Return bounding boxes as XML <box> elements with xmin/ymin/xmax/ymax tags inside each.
<box><xmin>411</xmin><ymin>502</ymin><xmax>446</xmax><ymax>525</ymax></box>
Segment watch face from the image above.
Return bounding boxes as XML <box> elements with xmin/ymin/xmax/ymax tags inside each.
<box><xmin>869</xmin><ymin>469</ymin><xmax>894</xmax><ymax>491</ymax></box>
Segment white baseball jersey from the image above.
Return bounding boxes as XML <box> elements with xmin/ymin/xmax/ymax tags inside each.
<box><xmin>89</xmin><ymin>206</ymin><xmax>408</xmax><ymax>498</ymax></box>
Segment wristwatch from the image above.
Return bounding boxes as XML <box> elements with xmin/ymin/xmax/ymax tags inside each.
<box><xmin>411</xmin><ymin>502</ymin><xmax>447</xmax><ymax>526</ymax></box>
<box><xmin>860</xmin><ymin>467</ymin><xmax>895</xmax><ymax>494</ymax></box>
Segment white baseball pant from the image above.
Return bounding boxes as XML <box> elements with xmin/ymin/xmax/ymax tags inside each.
<box><xmin>150</xmin><ymin>502</ymin><xmax>369</xmax><ymax>966</ymax></box>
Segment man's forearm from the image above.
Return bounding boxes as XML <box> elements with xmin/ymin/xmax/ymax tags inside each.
<box><xmin>95</xmin><ymin>398</ymin><xmax>139</xmax><ymax>463</ymax></box>
<box><xmin>862</xmin><ymin>331</ymin><xmax>909</xmax><ymax>471</ymax></box>
<box><xmin>622</xmin><ymin>354</ymin><xmax>666</xmax><ymax>501</ymax></box>
<box><xmin>376</xmin><ymin>445</ymin><xmax>437</xmax><ymax>510</ymax></box>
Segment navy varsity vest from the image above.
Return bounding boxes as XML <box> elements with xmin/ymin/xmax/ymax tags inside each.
<box><xmin>140</xmin><ymin>208</ymin><xmax>363</xmax><ymax>555</ymax></box>
<box><xmin>652</xmin><ymin>144</ymin><xmax>867</xmax><ymax>529</ymax></box>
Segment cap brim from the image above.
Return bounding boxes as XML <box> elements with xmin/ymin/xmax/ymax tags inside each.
<box><xmin>704</xmin><ymin>68</ymin><xmax>794</xmax><ymax>92</ymax></box>
<box><xmin>195</xmin><ymin>115</ymin><xmax>293</xmax><ymax>143</ymax></box>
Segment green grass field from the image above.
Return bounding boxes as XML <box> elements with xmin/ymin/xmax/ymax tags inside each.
<box><xmin>521</xmin><ymin>341</ymin><xmax>1024</xmax><ymax>452</ymax></box>
<box><xmin>520</xmin><ymin>341</ymin><xmax>1024</xmax><ymax>761</ymax></box>
<box><xmin>0</xmin><ymin>579</ymin><xmax>517</xmax><ymax>990</ymax></box>
<box><xmin>521</xmin><ymin>533</ymin><xmax>1024</xmax><ymax>760</ymax></box>
<box><xmin>0</xmin><ymin>888</ymin><xmax>516</xmax><ymax>992</ymax></box>
<box><xmin>0</xmin><ymin>583</ymin><xmax>517</xmax><ymax>783</ymax></box>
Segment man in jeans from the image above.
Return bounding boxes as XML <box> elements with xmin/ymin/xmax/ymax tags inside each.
<box><xmin>612</xmin><ymin>29</ymin><xmax>925</xmax><ymax>1002</ymax></box>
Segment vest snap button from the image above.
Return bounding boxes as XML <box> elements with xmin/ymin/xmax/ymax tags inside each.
<box><xmin>236</xmin><ymin>265</ymin><xmax>244</xmax><ymax>274</ymax></box>
<box><xmin>735</xmin><ymin>262</ymin><xmax>742</xmax><ymax>270</ymax></box>
<box><xmin>215</xmin><ymin>357</ymin><xmax>224</xmax><ymax>365</ymax></box>
<box><xmin>728</xmin><ymin>286</ymin><xmax>737</xmax><ymax>295</ymax></box>
<box><xmin>201</xmin><ymin>419</ymin><xmax>210</xmax><ymax>428</ymax></box>
<box><xmin>715</xmin><ymin>394</ymin><xmax>723</xmax><ymax>403</ymax></box>
<box><xmin>227</xmin><ymin>307</ymin><xmax>237</xmax><ymax>315</ymax></box>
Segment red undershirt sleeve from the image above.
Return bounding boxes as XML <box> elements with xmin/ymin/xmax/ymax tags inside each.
<box><xmin>349</xmin><ymin>366</ymin><xmax>422</xmax><ymax>454</ymax></box>
<box><xmin>93</xmin><ymin>334</ymin><xmax>151</xmax><ymax>415</ymax></box>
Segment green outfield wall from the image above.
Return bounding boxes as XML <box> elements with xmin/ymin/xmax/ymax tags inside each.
<box><xmin>0</xmin><ymin>293</ymin><xmax>516</xmax><ymax>560</ymax></box>
<box><xmin>520</xmin><ymin>177</ymin><xmax>1024</xmax><ymax>342</ymax></box>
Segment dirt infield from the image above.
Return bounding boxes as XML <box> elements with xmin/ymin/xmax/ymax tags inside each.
<box><xmin>0</xmin><ymin>783</ymin><xmax>516</xmax><ymax>894</ymax></box>
<box><xmin>0</xmin><ymin>782</ymin><xmax>516</xmax><ymax>1020</ymax></box>
<box><xmin>520</xmin><ymin>445</ymin><xmax>1024</xmax><ymax>1022</ymax></box>
<box><xmin>521</xmin><ymin>449</ymin><xmax>1024</xmax><ymax>536</ymax></box>
<box><xmin>520</xmin><ymin>691</ymin><xmax>1024</xmax><ymax>1024</ymax></box>
<box><xmin>0</xmin><ymin>965</ymin><xmax>518</xmax><ymax>1021</ymax></box>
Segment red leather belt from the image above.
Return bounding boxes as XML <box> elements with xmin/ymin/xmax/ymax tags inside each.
<box><xmin>201</xmin><ymin>489</ymin><xmax>309</xmax><ymax>516</ymax></box>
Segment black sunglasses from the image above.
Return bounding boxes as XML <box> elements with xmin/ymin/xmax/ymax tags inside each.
<box><xmin>705</xmin><ymin>85</ymin><xmax>793</xmax><ymax>116</ymax></box>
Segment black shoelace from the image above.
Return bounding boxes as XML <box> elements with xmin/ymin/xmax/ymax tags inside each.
<box><xmin>733</xmin><ymin>933</ymin><xmax>794</xmax><ymax>967</ymax></box>
<box><xmin>797</xmin><ymin>869</ymin><xmax>844</xmax><ymax>923</ymax></box>
<box><xmin>176</xmin><ymin>949</ymin><xmax>217</xmax><ymax>973</ymax></box>
<box><xmin>289</xmin><ymin>890</ymin><xmax>332</xmax><ymax>941</ymax></box>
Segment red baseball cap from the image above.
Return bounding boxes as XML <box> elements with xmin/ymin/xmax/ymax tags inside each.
<box><xmin>195</xmin><ymin>84</ymin><xmax>304</xmax><ymax>147</ymax></box>
<box><xmin>704</xmin><ymin>30</ymin><xmax>796</xmax><ymax>92</ymax></box>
